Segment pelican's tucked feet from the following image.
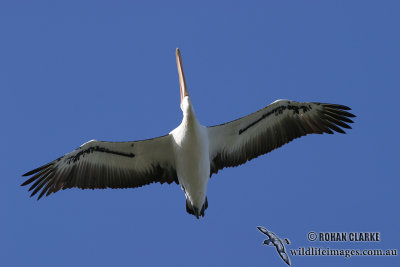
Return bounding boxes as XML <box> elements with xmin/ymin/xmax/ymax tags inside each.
<box><xmin>186</xmin><ymin>197</ymin><xmax>208</xmax><ymax>219</ymax></box>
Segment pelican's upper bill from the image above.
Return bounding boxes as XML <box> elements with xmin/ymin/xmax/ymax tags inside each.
<box><xmin>176</xmin><ymin>48</ymin><xmax>189</xmax><ymax>104</ymax></box>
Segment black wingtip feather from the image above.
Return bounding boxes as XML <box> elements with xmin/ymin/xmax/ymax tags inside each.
<box><xmin>28</xmin><ymin>176</ymin><xmax>46</xmax><ymax>192</ymax></box>
<box><xmin>21</xmin><ymin>176</ymin><xmax>39</xmax><ymax>187</ymax></box>
<box><xmin>326</xmin><ymin>120</ymin><xmax>347</xmax><ymax>133</ymax></box>
<box><xmin>37</xmin><ymin>190</ymin><xmax>47</xmax><ymax>200</ymax></box>
<box><xmin>326</xmin><ymin>108</ymin><xmax>356</xmax><ymax>118</ymax></box>
<box><xmin>320</xmin><ymin>103</ymin><xmax>356</xmax><ymax>134</ymax></box>
<box><xmin>321</xmin><ymin>103</ymin><xmax>352</xmax><ymax>110</ymax></box>
<box><xmin>22</xmin><ymin>163</ymin><xmax>52</xmax><ymax>177</ymax></box>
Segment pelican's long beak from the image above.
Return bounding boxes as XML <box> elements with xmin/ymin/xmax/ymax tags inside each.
<box><xmin>176</xmin><ymin>48</ymin><xmax>189</xmax><ymax>104</ymax></box>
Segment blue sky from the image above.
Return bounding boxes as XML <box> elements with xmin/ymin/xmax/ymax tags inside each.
<box><xmin>1</xmin><ymin>1</ymin><xmax>399</xmax><ymax>266</ymax></box>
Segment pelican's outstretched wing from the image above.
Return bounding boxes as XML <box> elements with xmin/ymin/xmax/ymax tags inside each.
<box><xmin>207</xmin><ymin>100</ymin><xmax>355</xmax><ymax>175</ymax></box>
<box><xmin>22</xmin><ymin>135</ymin><xmax>177</xmax><ymax>199</ymax></box>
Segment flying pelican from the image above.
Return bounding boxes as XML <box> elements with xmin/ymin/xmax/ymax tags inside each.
<box><xmin>22</xmin><ymin>48</ymin><xmax>355</xmax><ymax>218</ymax></box>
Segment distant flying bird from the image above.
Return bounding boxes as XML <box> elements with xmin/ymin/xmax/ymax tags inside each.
<box><xmin>22</xmin><ymin>48</ymin><xmax>355</xmax><ymax>218</ymax></box>
<box><xmin>257</xmin><ymin>226</ymin><xmax>291</xmax><ymax>266</ymax></box>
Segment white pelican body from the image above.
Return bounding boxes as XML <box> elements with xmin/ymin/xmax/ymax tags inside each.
<box><xmin>171</xmin><ymin>98</ymin><xmax>210</xmax><ymax>216</ymax></box>
<box><xmin>22</xmin><ymin>49</ymin><xmax>355</xmax><ymax>219</ymax></box>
